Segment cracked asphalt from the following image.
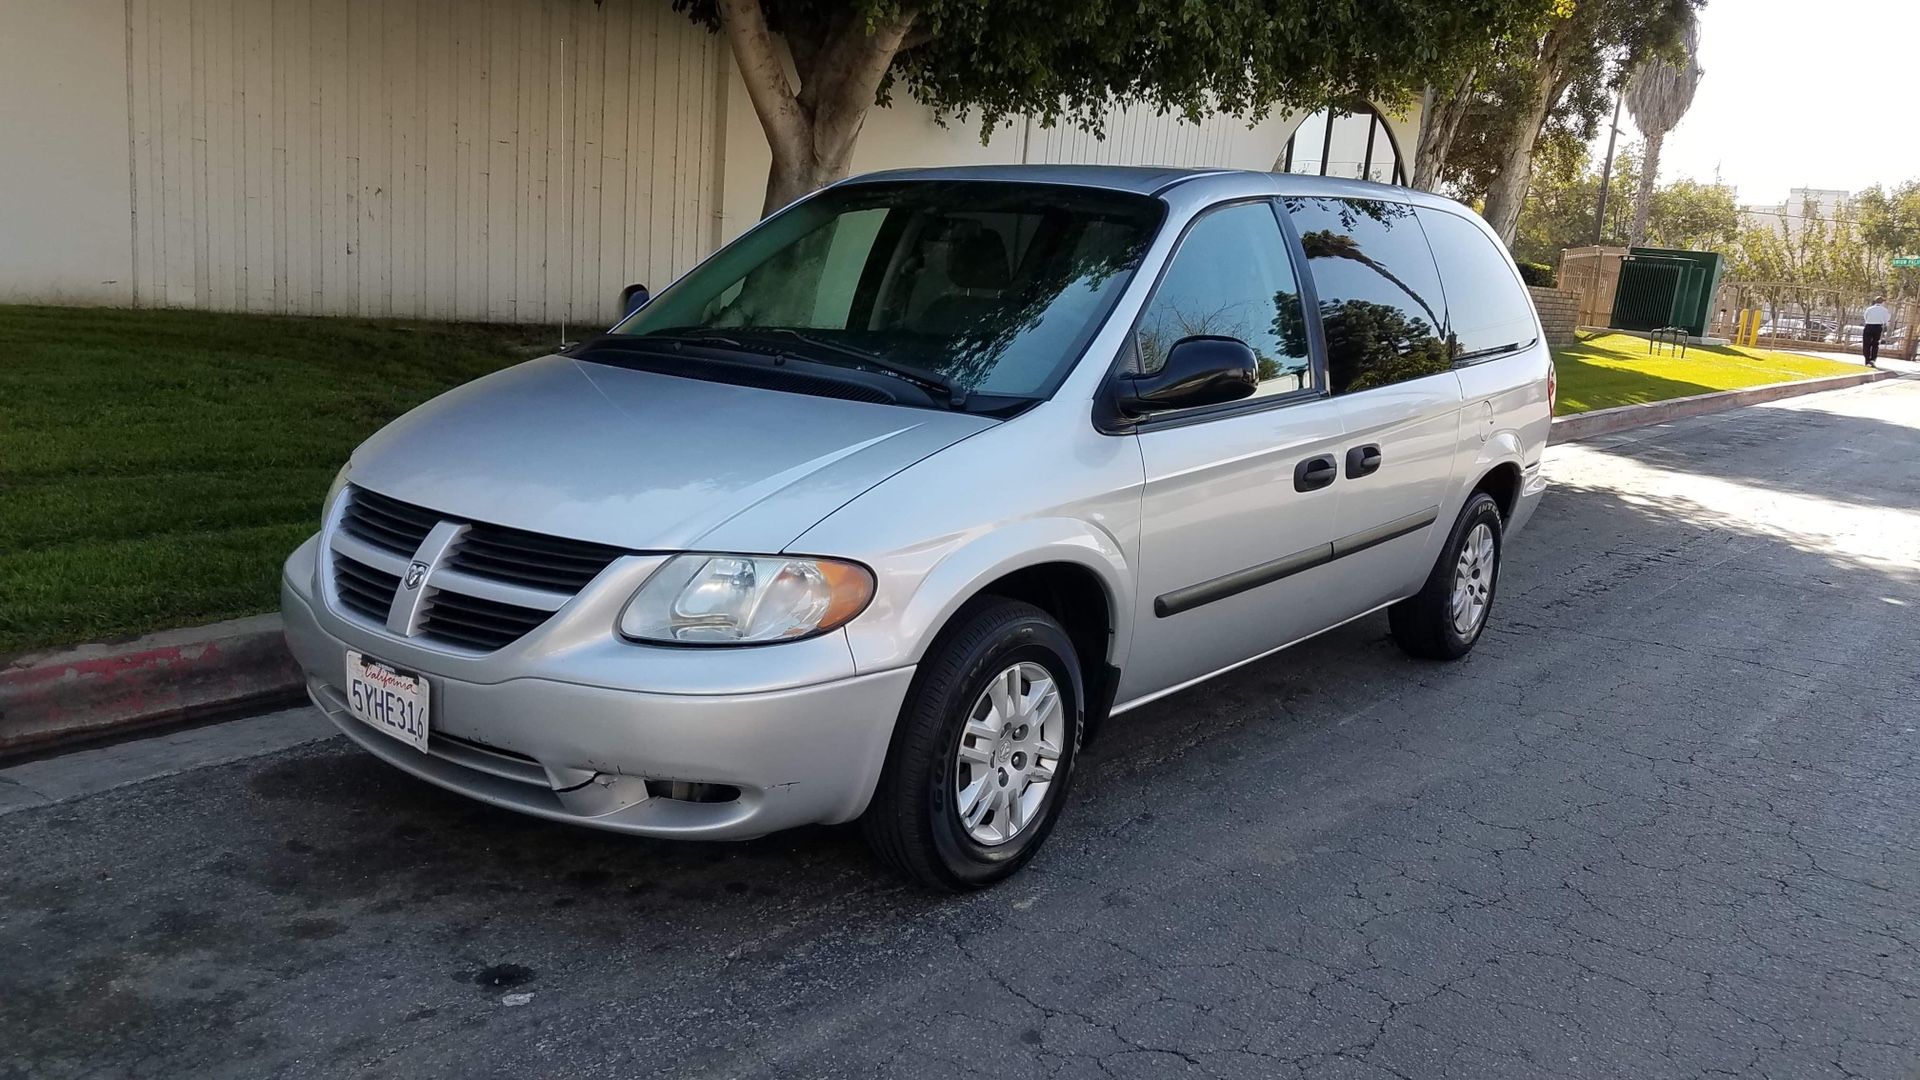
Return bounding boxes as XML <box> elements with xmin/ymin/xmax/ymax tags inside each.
<box><xmin>5</xmin><ymin>379</ymin><xmax>1918</xmax><ymax>1080</ymax></box>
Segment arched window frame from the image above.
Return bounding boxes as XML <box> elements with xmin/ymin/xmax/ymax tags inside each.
<box><xmin>1278</xmin><ymin>105</ymin><xmax>1407</xmax><ymax>186</ymax></box>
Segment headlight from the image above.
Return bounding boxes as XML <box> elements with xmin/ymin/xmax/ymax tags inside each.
<box><xmin>619</xmin><ymin>554</ymin><xmax>875</xmax><ymax>645</ymax></box>
<box><xmin>321</xmin><ymin>464</ymin><xmax>351</xmax><ymax>527</ymax></box>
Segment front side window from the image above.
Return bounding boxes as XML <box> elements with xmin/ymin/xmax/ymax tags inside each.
<box><xmin>1282</xmin><ymin>197</ymin><xmax>1450</xmax><ymax>395</ymax></box>
<box><xmin>1415</xmin><ymin>208</ymin><xmax>1539</xmax><ymax>359</ymax></box>
<box><xmin>1131</xmin><ymin>202</ymin><xmax>1312</xmax><ymax>399</ymax></box>
<box><xmin>611</xmin><ymin>181</ymin><xmax>1162</xmax><ymax>402</ymax></box>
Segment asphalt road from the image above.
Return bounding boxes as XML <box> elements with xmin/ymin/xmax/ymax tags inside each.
<box><xmin>6</xmin><ymin>379</ymin><xmax>1919</xmax><ymax>1080</ymax></box>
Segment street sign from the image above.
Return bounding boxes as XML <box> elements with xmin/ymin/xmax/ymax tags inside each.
<box><xmin>1894</xmin><ymin>255</ymin><xmax>1920</xmax><ymax>268</ymax></box>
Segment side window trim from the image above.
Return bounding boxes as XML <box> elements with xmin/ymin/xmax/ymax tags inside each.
<box><xmin>1100</xmin><ymin>198</ymin><xmax>1329</xmax><ymax>434</ymax></box>
<box><xmin>1271</xmin><ymin>196</ymin><xmax>1331</xmax><ymax>399</ymax></box>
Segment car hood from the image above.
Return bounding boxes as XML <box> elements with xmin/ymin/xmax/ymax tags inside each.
<box><xmin>348</xmin><ymin>355</ymin><xmax>995</xmax><ymax>552</ymax></box>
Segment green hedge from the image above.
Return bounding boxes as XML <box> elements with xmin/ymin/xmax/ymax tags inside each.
<box><xmin>1516</xmin><ymin>261</ymin><xmax>1556</xmax><ymax>288</ymax></box>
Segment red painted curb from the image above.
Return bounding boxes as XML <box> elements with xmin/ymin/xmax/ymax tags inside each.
<box><xmin>0</xmin><ymin>615</ymin><xmax>301</xmax><ymax>755</ymax></box>
<box><xmin>1551</xmin><ymin>368</ymin><xmax>1898</xmax><ymax>444</ymax></box>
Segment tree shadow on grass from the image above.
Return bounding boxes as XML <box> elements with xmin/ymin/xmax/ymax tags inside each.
<box><xmin>1553</xmin><ymin>353</ymin><xmax>1727</xmax><ymax>414</ymax></box>
<box><xmin>1552</xmin><ymin>337</ymin><xmax>1866</xmax><ymax>415</ymax></box>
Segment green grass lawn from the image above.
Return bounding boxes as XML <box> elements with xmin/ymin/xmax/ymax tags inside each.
<box><xmin>1552</xmin><ymin>332</ymin><xmax>1863</xmax><ymax>416</ymax></box>
<box><xmin>0</xmin><ymin>306</ymin><xmax>559</xmax><ymax>654</ymax></box>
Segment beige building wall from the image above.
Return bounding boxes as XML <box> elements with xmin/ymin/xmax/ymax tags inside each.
<box><xmin>0</xmin><ymin>0</ymin><xmax>1422</xmax><ymax>323</ymax></box>
<box><xmin>117</xmin><ymin>0</ymin><xmax>725</xmax><ymax>323</ymax></box>
<box><xmin>0</xmin><ymin>0</ymin><xmax>137</xmax><ymax>305</ymax></box>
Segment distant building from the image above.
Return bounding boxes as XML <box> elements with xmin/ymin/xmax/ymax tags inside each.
<box><xmin>0</xmin><ymin>0</ymin><xmax>1420</xmax><ymax>324</ymax></box>
<box><xmin>1739</xmin><ymin>187</ymin><xmax>1852</xmax><ymax>238</ymax></box>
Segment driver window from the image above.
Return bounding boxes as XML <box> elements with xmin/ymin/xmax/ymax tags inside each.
<box><xmin>1133</xmin><ymin>202</ymin><xmax>1312</xmax><ymax>398</ymax></box>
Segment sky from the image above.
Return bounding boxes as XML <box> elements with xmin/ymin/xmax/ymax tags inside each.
<box><xmin>1602</xmin><ymin>0</ymin><xmax>1920</xmax><ymax>205</ymax></box>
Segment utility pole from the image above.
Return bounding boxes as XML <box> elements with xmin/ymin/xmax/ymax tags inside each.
<box><xmin>1592</xmin><ymin>87</ymin><xmax>1625</xmax><ymax>246</ymax></box>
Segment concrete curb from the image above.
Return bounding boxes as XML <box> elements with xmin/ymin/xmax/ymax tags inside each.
<box><xmin>1551</xmin><ymin>368</ymin><xmax>1899</xmax><ymax>444</ymax></box>
<box><xmin>0</xmin><ymin>614</ymin><xmax>301</xmax><ymax>755</ymax></box>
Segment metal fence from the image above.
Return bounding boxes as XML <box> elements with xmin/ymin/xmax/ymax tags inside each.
<box><xmin>1708</xmin><ymin>280</ymin><xmax>1916</xmax><ymax>360</ymax></box>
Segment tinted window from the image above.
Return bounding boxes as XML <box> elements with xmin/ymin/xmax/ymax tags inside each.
<box><xmin>614</xmin><ymin>181</ymin><xmax>1161</xmax><ymax>400</ymax></box>
<box><xmin>1417</xmin><ymin>208</ymin><xmax>1538</xmax><ymax>358</ymax></box>
<box><xmin>1283</xmin><ymin>197</ymin><xmax>1450</xmax><ymax>395</ymax></box>
<box><xmin>1132</xmin><ymin>202</ymin><xmax>1312</xmax><ymax>399</ymax></box>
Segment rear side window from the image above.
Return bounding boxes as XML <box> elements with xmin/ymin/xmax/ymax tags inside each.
<box><xmin>1417</xmin><ymin>208</ymin><xmax>1539</xmax><ymax>359</ymax></box>
<box><xmin>1282</xmin><ymin>197</ymin><xmax>1450</xmax><ymax>395</ymax></box>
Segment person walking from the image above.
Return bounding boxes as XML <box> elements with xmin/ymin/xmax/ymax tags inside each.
<box><xmin>1862</xmin><ymin>296</ymin><xmax>1892</xmax><ymax>367</ymax></box>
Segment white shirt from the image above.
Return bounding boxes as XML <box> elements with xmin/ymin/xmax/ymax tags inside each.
<box><xmin>1864</xmin><ymin>303</ymin><xmax>1892</xmax><ymax>325</ymax></box>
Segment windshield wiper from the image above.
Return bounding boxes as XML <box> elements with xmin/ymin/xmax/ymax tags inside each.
<box><xmin>747</xmin><ymin>328</ymin><xmax>969</xmax><ymax>408</ymax></box>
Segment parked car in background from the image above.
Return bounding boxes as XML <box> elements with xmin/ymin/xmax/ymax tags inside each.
<box><xmin>1762</xmin><ymin>315</ymin><xmax>1838</xmax><ymax>343</ymax></box>
<box><xmin>281</xmin><ymin>166</ymin><xmax>1551</xmax><ymax>889</ymax></box>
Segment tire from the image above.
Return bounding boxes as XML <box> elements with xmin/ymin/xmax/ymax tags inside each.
<box><xmin>862</xmin><ymin>598</ymin><xmax>1083</xmax><ymax>891</ymax></box>
<box><xmin>1389</xmin><ymin>492</ymin><xmax>1504</xmax><ymax>661</ymax></box>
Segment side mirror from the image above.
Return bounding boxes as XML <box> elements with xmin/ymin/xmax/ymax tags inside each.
<box><xmin>1118</xmin><ymin>335</ymin><xmax>1260</xmax><ymax>414</ymax></box>
<box><xmin>618</xmin><ymin>283</ymin><xmax>651</xmax><ymax>317</ymax></box>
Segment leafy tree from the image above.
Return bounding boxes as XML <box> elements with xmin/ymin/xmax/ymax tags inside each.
<box><xmin>1509</xmin><ymin>140</ymin><xmax>1734</xmax><ymax>268</ymax></box>
<box><xmin>1645</xmin><ymin>178</ymin><xmax>1738</xmax><ymax>251</ymax></box>
<box><xmin>1728</xmin><ymin>221</ymin><xmax>1792</xmax><ymax>325</ymax></box>
<box><xmin>1853</xmin><ymin>181</ymin><xmax>1920</xmax><ymax>298</ymax></box>
<box><xmin>1509</xmin><ymin>138</ymin><xmax>1638</xmax><ymax>266</ymax></box>
<box><xmin>677</xmin><ymin>0</ymin><xmax>1560</xmax><ymax>215</ymax></box>
<box><xmin>1621</xmin><ymin>11</ymin><xmax>1701</xmax><ymax>244</ymax></box>
<box><xmin>1440</xmin><ymin>0</ymin><xmax>1700</xmax><ymax>243</ymax></box>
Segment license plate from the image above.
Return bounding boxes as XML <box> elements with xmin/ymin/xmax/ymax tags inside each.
<box><xmin>344</xmin><ymin>650</ymin><xmax>430</xmax><ymax>752</ymax></box>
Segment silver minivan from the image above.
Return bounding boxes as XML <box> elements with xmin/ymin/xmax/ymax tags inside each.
<box><xmin>282</xmin><ymin>166</ymin><xmax>1551</xmax><ymax>889</ymax></box>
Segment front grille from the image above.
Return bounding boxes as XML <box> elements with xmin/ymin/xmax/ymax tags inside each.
<box><xmin>334</xmin><ymin>555</ymin><xmax>400</xmax><ymax>623</ymax></box>
<box><xmin>340</xmin><ymin>487</ymin><xmax>438</xmax><ymax>556</ymax></box>
<box><xmin>327</xmin><ymin>485</ymin><xmax>629</xmax><ymax>652</ymax></box>
<box><xmin>448</xmin><ymin>523</ymin><xmax>624</xmax><ymax>592</ymax></box>
<box><xmin>417</xmin><ymin>591</ymin><xmax>555</xmax><ymax>652</ymax></box>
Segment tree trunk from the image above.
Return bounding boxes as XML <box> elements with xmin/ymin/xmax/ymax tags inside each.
<box><xmin>716</xmin><ymin>0</ymin><xmax>917</xmax><ymax>218</ymax></box>
<box><xmin>1411</xmin><ymin>68</ymin><xmax>1475</xmax><ymax>192</ymax></box>
<box><xmin>1479</xmin><ymin>20</ymin><xmax>1579</xmax><ymax>244</ymax></box>
<box><xmin>1628</xmin><ymin>132</ymin><xmax>1662</xmax><ymax>246</ymax></box>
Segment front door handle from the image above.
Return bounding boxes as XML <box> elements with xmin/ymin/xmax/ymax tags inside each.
<box><xmin>1345</xmin><ymin>444</ymin><xmax>1382</xmax><ymax>478</ymax></box>
<box><xmin>1294</xmin><ymin>454</ymin><xmax>1339</xmax><ymax>492</ymax></box>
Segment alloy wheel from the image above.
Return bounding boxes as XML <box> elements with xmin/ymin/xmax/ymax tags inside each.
<box><xmin>952</xmin><ymin>662</ymin><xmax>1064</xmax><ymax>846</ymax></box>
<box><xmin>1449</xmin><ymin>521</ymin><xmax>1497</xmax><ymax>637</ymax></box>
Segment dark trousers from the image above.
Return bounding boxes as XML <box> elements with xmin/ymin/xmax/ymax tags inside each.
<box><xmin>1863</xmin><ymin>323</ymin><xmax>1884</xmax><ymax>364</ymax></box>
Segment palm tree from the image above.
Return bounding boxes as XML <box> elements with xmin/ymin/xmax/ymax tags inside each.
<box><xmin>1624</xmin><ymin>14</ymin><xmax>1703</xmax><ymax>246</ymax></box>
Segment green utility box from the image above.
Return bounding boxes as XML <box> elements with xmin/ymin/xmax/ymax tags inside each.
<box><xmin>1607</xmin><ymin>247</ymin><xmax>1725</xmax><ymax>337</ymax></box>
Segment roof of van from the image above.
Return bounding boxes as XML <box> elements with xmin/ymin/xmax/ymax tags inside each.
<box><xmin>841</xmin><ymin>164</ymin><xmax>1467</xmax><ymax>211</ymax></box>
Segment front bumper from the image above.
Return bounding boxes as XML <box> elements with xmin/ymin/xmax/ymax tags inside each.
<box><xmin>282</xmin><ymin>539</ymin><xmax>914</xmax><ymax>840</ymax></box>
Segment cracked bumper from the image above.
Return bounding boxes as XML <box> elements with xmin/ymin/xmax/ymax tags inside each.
<box><xmin>281</xmin><ymin>541</ymin><xmax>914</xmax><ymax>840</ymax></box>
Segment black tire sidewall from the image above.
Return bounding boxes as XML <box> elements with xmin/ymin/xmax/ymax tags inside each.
<box><xmin>922</xmin><ymin>618</ymin><xmax>1082</xmax><ymax>886</ymax></box>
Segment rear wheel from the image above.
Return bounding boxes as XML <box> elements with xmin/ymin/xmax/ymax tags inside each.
<box><xmin>862</xmin><ymin>599</ymin><xmax>1082</xmax><ymax>891</ymax></box>
<box><xmin>1390</xmin><ymin>492</ymin><xmax>1504</xmax><ymax>660</ymax></box>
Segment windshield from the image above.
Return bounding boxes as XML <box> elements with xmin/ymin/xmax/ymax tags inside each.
<box><xmin>609</xmin><ymin>181</ymin><xmax>1163</xmax><ymax>400</ymax></box>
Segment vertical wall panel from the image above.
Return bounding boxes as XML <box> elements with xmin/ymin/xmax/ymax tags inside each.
<box><xmin>126</xmin><ymin>0</ymin><xmax>723</xmax><ymax>323</ymax></box>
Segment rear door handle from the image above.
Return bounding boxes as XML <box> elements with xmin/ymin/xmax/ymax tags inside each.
<box><xmin>1345</xmin><ymin>444</ymin><xmax>1382</xmax><ymax>478</ymax></box>
<box><xmin>1294</xmin><ymin>454</ymin><xmax>1339</xmax><ymax>492</ymax></box>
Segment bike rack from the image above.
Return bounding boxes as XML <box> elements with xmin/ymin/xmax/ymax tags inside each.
<box><xmin>1647</xmin><ymin>327</ymin><xmax>1689</xmax><ymax>358</ymax></box>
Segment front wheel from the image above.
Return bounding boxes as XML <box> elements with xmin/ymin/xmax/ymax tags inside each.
<box><xmin>1389</xmin><ymin>492</ymin><xmax>1504</xmax><ymax>660</ymax></box>
<box><xmin>861</xmin><ymin>599</ymin><xmax>1082</xmax><ymax>891</ymax></box>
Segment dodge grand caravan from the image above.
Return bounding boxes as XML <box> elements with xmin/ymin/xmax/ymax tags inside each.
<box><xmin>282</xmin><ymin>166</ymin><xmax>1551</xmax><ymax>890</ymax></box>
